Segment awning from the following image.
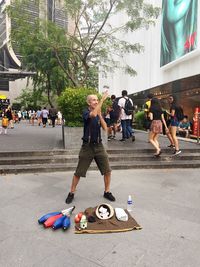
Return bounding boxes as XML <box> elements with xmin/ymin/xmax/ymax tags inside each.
<box><xmin>0</xmin><ymin>71</ymin><xmax>36</xmax><ymax>81</ymax></box>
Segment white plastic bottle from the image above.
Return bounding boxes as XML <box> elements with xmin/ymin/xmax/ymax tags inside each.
<box><xmin>127</xmin><ymin>195</ymin><xmax>133</xmax><ymax>212</ymax></box>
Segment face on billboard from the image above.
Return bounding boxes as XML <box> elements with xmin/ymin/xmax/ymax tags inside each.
<box><xmin>160</xmin><ymin>0</ymin><xmax>198</xmax><ymax>67</ymax></box>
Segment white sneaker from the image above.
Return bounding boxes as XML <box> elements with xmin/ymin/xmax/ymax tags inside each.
<box><xmin>173</xmin><ymin>150</ymin><xmax>181</xmax><ymax>156</ymax></box>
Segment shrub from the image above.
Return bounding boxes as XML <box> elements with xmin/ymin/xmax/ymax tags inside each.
<box><xmin>57</xmin><ymin>87</ymin><xmax>111</xmax><ymax>127</ymax></box>
<box><xmin>134</xmin><ymin>110</ymin><xmax>145</xmax><ymax>130</ymax></box>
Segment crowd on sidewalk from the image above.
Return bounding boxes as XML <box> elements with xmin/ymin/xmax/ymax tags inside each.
<box><xmin>102</xmin><ymin>89</ymin><xmax>188</xmax><ymax>157</ymax></box>
<box><xmin>0</xmin><ymin>105</ymin><xmax>63</xmax><ymax>134</ymax></box>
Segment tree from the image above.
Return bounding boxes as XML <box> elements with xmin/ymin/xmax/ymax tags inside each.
<box><xmin>7</xmin><ymin>1</ymin><xmax>69</xmax><ymax>107</ymax></box>
<box><xmin>14</xmin><ymin>87</ymin><xmax>47</xmax><ymax>110</ymax></box>
<box><xmin>7</xmin><ymin>0</ymin><xmax>160</xmax><ymax>90</ymax></box>
<box><xmin>54</xmin><ymin>0</ymin><xmax>160</xmax><ymax>86</ymax></box>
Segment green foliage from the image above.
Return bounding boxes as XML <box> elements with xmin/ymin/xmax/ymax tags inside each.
<box><xmin>7</xmin><ymin>0</ymin><xmax>160</xmax><ymax>91</ymax></box>
<box><xmin>134</xmin><ymin>110</ymin><xmax>145</xmax><ymax>130</ymax></box>
<box><xmin>15</xmin><ymin>88</ymin><xmax>47</xmax><ymax>110</ymax></box>
<box><xmin>12</xmin><ymin>102</ymin><xmax>21</xmax><ymax>111</ymax></box>
<box><xmin>57</xmin><ymin>87</ymin><xmax>98</xmax><ymax>126</ymax></box>
<box><xmin>7</xmin><ymin>3</ymin><xmax>68</xmax><ymax>106</ymax></box>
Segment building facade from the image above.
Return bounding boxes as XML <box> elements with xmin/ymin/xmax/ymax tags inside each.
<box><xmin>0</xmin><ymin>0</ymin><xmax>69</xmax><ymax>104</ymax></box>
<box><xmin>99</xmin><ymin>0</ymin><xmax>200</xmax><ymax>120</ymax></box>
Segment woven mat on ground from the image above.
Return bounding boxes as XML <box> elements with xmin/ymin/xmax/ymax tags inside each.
<box><xmin>75</xmin><ymin>207</ymin><xmax>142</xmax><ymax>234</ymax></box>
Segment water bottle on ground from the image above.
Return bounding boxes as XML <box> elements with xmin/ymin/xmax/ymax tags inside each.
<box><xmin>127</xmin><ymin>195</ymin><xmax>133</xmax><ymax>212</ymax></box>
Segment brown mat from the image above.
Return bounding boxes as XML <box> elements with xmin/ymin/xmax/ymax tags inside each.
<box><xmin>75</xmin><ymin>207</ymin><xmax>142</xmax><ymax>234</ymax></box>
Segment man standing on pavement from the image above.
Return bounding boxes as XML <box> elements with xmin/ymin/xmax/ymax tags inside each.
<box><xmin>65</xmin><ymin>91</ymin><xmax>116</xmax><ymax>204</ymax></box>
<box><xmin>118</xmin><ymin>90</ymin><xmax>135</xmax><ymax>142</ymax></box>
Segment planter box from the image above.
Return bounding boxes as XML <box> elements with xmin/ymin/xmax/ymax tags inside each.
<box><xmin>62</xmin><ymin>126</ymin><xmax>108</xmax><ymax>149</ymax></box>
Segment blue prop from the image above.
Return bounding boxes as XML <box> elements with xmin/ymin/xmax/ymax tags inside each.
<box><xmin>62</xmin><ymin>216</ymin><xmax>71</xmax><ymax>230</ymax></box>
<box><xmin>52</xmin><ymin>216</ymin><xmax>67</xmax><ymax>230</ymax></box>
<box><xmin>38</xmin><ymin>212</ymin><xmax>60</xmax><ymax>224</ymax></box>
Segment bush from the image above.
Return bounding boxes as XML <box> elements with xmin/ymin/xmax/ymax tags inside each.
<box><xmin>134</xmin><ymin>110</ymin><xmax>145</xmax><ymax>130</ymax></box>
<box><xmin>57</xmin><ymin>87</ymin><xmax>110</xmax><ymax>127</ymax></box>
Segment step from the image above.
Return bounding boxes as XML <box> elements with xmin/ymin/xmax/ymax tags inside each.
<box><xmin>0</xmin><ymin>147</ymin><xmax>200</xmax><ymax>158</ymax></box>
<box><xmin>0</xmin><ymin>152</ymin><xmax>200</xmax><ymax>166</ymax></box>
<box><xmin>0</xmin><ymin>150</ymin><xmax>77</xmax><ymax>157</ymax></box>
<box><xmin>1</xmin><ymin>159</ymin><xmax>200</xmax><ymax>174</ymax></box>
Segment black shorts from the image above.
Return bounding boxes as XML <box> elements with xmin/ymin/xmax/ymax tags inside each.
<box><xmin>105</xmin><ymin>118</ymin><xmax>111</xmax><ymax>127</ymax></box>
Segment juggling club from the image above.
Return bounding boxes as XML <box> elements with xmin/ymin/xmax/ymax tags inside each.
<box><xmin>61</xmin><ymin>206</ymin><xmax>75</xmax><ymax>216</ymax></box>
<box><xmin>44</xmin><ymin>213</ymin><xmax>63</xmax><ymax>228</ymax></box>
<box><xmin>38</xmin><ymin>212</ymin><xmax>60</xmax><ymax>224</ymax></box>
<box><xmin>52</xmin><ymin>215</ymin><xmax>67</xmax><ymax>230</ymax></box>
<box><xmin>62</xmin><ymin>216</ymin><xmax>71</xmax><ymax>230</ymax></box>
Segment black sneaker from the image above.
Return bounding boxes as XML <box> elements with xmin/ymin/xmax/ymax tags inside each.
<box><xmin>65</xmin><ymin>192</ymin><xmax>74</xmax><ymax>204</ymax></box>
<box><xmin>168</xmin><ymin>144</ymin><xmax>175</xmax><ymax>148</ymax></box>
<box><xmin>132</xmin><ymin>135</ymin><xmax>135</xmax><ymax>142</ymax></box>
<box><xmin>104</xmin><ymin>191</ymin><xmax>116</xmax><ymax>201</ymax></box>
<box><xmin>119</xmin><ymin>139</ymin><xmax>125</xmax><ymax>142</ymax></box>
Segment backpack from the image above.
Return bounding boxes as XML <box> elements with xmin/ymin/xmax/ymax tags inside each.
<box><xmin>2</xmin><ymin>117</ymin><xmax>9</xmax><ymax>127</ymax></box>
<box><xmin>124</xmin><ymin>98</ymin><xmax>134</xmax><ymax>116</ymax></box>
<box><xmin>176</xmin><ymin>106</ymin><xmax>184</xmax><ymax>122</ymax></box>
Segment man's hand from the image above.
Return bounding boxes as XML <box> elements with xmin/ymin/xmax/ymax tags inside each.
<box><xmin>97</xmin><ymin>110</ymin><xmax>102</xmax><ymax>117</ymax></box>
<box><xmin>101</xmin><ymin>90</ymin><xmax>109</xmax><ymax>102</ymax></box>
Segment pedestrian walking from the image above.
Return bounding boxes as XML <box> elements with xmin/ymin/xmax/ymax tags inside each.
<box><xmin>57</xmin><ymin>111</ymin><xmax>62</xmax><ymax>125</ymax></box>
<box><xmin>41</xmin><ymin>107</ymin><xmax>49</xmax><ymax>128</ymax></box>
<box><xmin>0</xmin><ymin>115</ymin><xmax>9</xmax><ymax>134</ymax></box>
<box><xmin>166</xmin><ymin>95</ymin><xmax>182</xmax><ymax>155</ymax></box>
<box><xmin>36</xmin><ymin>108</ymin><xmax>42</xmax><ymax>126</ymax></box>
<box><xmin>149</xmin><ymin>98</ymin><xmax>169</xmax><ymax>157</ymax></box>
<box><xmin>5</xmin><ymin>106</ymin><xmax>14</xmax><ymax>129</ymax></box>
<box><xmin>109</xmin><ymin>95</ymin><xmax>121</xmax><ymax>140</ymax></box>
<box><xmin>118</xmin><ymin>90</ymin><xmax>135</xmax><ymax>142</ymax></box>
<box><xmin>49</xmin><ymin>106</ymin><xmax>57</xmax><ymax>127</ymax></box>
<box><xmin>144</xmin><ymin>93</ymin><xmax>154</xmax><ymax>142</ymax></box>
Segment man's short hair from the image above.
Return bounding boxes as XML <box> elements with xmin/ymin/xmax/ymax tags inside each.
<box><xmin>122</xmin><ymin>90</ymin><xmax>128</xmax><ymax>96</ymax></box>
<box><xmin>147</xmin><ymin>93</ymin><xmax>154</xmax><ymax>99</ymax></box>
<box><xmin>86</xmin><ymin>94</ymin><xmax>97</xmax><ymax>104</ymax></box>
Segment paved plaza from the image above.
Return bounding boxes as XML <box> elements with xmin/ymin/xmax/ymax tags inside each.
<box><xmin>0</xmin><ymin>120</ymin><xmax>198</xmax><ymax>152</ymax></box>
<box><xmin>0</xmin><ymin>121</ymin><xmax>200</xmax><ymax>266</ymax></box>
<box><xmin>0</xmin><ymin>169</ymin><xmax>200</xmax><ymax>267</ymax></box>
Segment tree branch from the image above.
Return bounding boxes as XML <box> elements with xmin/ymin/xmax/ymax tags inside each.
<box><xmin>83</xmin><ymin>0</ymin><xmax>117</xmax><ymax>61</ymax></box>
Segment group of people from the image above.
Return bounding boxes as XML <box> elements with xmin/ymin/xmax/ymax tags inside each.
<box><xmin>104</xmin><ymin>90</ymin><xmax>135</xmax><ymax>142</ymax></box>
<box><xmin>29</xmin><ymin>107</ymin><xmax>63</xmax><ymax>127</ymax></box>
<box><xmin>0</xmin><ymin>105</ymin><xmax>63</xmax><ymax>135</ymax></box>
<box><xmin>144</xmin><ymin>93</ymin><xmax>183</xmax><ymax>156</ymax></box>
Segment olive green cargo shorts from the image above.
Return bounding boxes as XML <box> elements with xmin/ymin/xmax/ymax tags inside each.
<box><xmin>74</xmin><ymin>143</ymin><xmax>111</xmax><ymax>177</ymax></box>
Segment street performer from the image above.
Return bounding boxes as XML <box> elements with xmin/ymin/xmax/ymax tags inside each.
<box><xmin>65</xmin><ymin>91</ymin><xmax>116</xmax><ymax>204</ymax></box>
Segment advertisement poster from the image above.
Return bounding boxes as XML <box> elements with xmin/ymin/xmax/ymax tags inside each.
<box><xmin>160</xmin><ymin>0</ymin><xmax>198</xmax><ymax>67</ymax></box>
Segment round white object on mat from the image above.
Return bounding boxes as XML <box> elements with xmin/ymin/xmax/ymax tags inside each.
<box><xmin>95</xmin><ymin>203</ymin><xmax>114</xmax><ymax>220</ymax></box>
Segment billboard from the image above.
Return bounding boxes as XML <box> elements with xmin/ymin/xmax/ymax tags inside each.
<box><xmin>160</xmin><ymin>0</ymin><xmax>198</xmax><ymax>67</ymax></box>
